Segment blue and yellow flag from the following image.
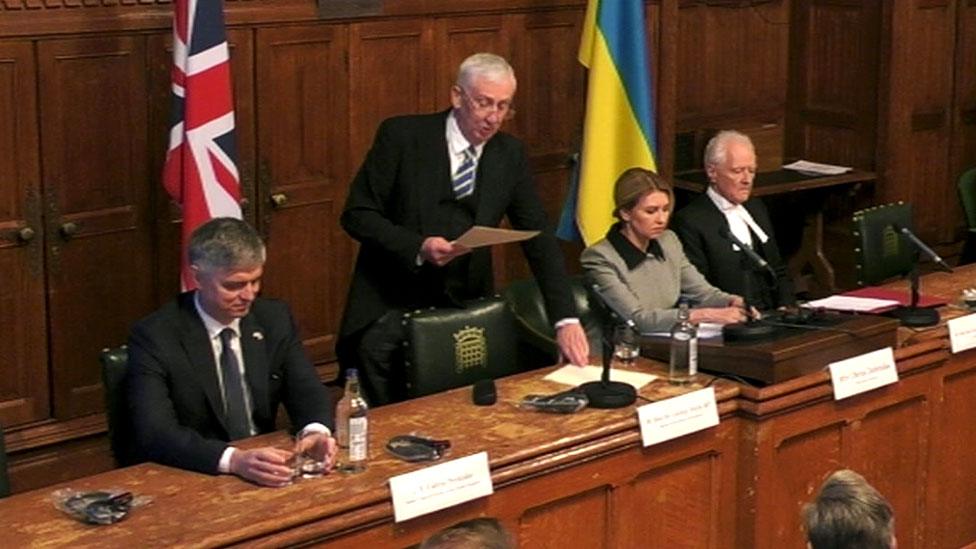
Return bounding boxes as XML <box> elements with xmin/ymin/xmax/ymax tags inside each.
<box><xmin>557</xmin><ymin>0</ymin><xmax>657</xmax><ymax>245</ymax></box>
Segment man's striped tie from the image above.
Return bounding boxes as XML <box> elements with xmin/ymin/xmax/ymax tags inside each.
<box><xmin>452</xmin><ymin>146</ymin><xmax>477</xmax><ymax>199</ymax></box>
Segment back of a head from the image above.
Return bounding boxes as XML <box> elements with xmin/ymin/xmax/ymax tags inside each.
<box><xmin>420</xmin><ymin>517</ymin><xmax>514</xmax><ymax>549</ymax></box>
<box><xmin>803</xmin><ymin>469</ymin><xmax>895</xmax><ymax>549</ymax></box>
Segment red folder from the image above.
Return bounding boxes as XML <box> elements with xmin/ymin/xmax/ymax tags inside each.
<box><xmin>839</xmin><ymin>286</ymin><xmax>948</xmax><ymax>313</ymax></box>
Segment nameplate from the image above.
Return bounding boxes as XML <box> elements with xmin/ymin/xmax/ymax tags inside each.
<box><xmin>828</xmin><ymin>347</ymin><xmax>898</xmax><ymax>400</ymax></box>
<box><xmin>948</xmin><ymin>313</ymin><xmax>976</xmax><ymax>354</ymax></box>
<box><xmin>637</xmin><ymin>387</ymin><xmax>719</xmax><ymax>447</ymax></box>
<box><xmin>389</xmin><ymin>452</ymin><xmax>493</xmax><ymax>523</ymax></box>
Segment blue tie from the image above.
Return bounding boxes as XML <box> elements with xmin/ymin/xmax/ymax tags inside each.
<box><xmin>452</xmin><ymin>146</ymin><xmax>477</xmax><ymax>199</ymax></box>
<box><xmin>219</xmin><ymin>328</ymin><xmax>251</xmax><ymax>440</ymax></box>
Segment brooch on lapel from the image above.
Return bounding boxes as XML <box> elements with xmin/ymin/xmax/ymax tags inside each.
<box><xmin>252</xmin><ymin>331</ymin><xmax>264</xmax><ymax>341</ymax></box>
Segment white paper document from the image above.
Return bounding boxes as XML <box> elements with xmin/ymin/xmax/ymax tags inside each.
<box><xmin>544</xmin><ymin>364</ymin><xmax>656</xmax><ymax>389</ymax></box>
<box><xmin>803</xmin><ymin>295</ymin><xmax>900</xmax><ymax>313</ymax></box>
<box><xmin>782</xmin><ymin>159</ymin><xmax>853</xmax><ymax>176</ymax></box>
<box><xmin>948</xmin><ymin>313</ymin><xmax>976</xmax><ymax>354</ymax></box>
<box><xmin>828</xmin><ymin>347</ymin><xmax>899</xmax><ymax>400</ymax></box>
<box><xmin>389</xmin><ymin>452</ymin><xmax>494</xmax><ymax>523</ymax></box>
<box><xmin>452</xmin><ymin>226</ymin><xmax>539</xmax><ymax>248</ymax></box>
<box><xmin>637</xmin><ymin>387</ymin><xmax>720</xmax><ymax>447</ymax></box>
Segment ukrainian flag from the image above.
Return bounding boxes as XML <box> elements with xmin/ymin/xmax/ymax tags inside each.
<box><xmin>557</xmin><ymin>0</ymin><xmax>657</xmax><ymax>245</ymax></box>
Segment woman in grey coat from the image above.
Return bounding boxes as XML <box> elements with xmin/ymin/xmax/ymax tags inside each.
<box><xmin>581</xmin><ymin>168</ymin><xmax>750</xmax><ymax>333</ymax></box>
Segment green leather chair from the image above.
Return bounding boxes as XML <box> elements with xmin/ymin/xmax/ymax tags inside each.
<box><xmin>957</xmin><ymin>168</ymin><xmax>976</xmax><ymax>265</ymax></box>
<box><xmin>100</xmin><ymin>345</ymin><xmax>139</xmax><ymax>467</ymax></box>
<box><xmin>502</xmin><ymin>275</ymin><xmax>603</xmax><ymax>364</ymax></box>
<box><xmin>0</xmin><ymin>423</ymin><xmax>9</xmax><ymax>498</ymax></box>
<box><xmin>401</xmin><ymin>296</ymin><xmax>519</xmax><ymax>399</ymax></box>
<box><xmin>852</xmin><ymin>202</ymin><xmax>916</xmax><ymax>286</ymax></box>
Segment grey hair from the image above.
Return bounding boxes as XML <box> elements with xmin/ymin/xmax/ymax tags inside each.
<box><xmin>188</xmin><ymin>217</ymin><xmax>266</xmax><ymax>273</ymax></box>
<box><xmin>704</xmin><ymin>130</ymin><xmax>754</xmax><ymax>168</ymax></box>
<box><xmin>802</xmin><ymin>469</ymin><xmax>895</xmax><ymax>549</ymax></box>
<box><xmin>456</xmin><ymin>53</ymin><xmax>516</xmax><ymax>89</ymax></box>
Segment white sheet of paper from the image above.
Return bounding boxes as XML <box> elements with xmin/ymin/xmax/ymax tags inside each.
<box><xmin>637</xmin><ymin>387</ymin><xmax>719</xmax><ymax>447</ymax></box>
<box><xmin>828</xmin><ymin>347</ymin><xmax>899</xmax><ymax>400</ymax></box>
<box><xmin>948</xmin><ymin>313</ymin><xmax>976</xmax><ymax>354</ymax></box>
<box><xmin>544</xmin><ymin>364</ymin><xmax>656</xmax><ymax>389</ymax></box>
<box><xmin>389</xmin><ymin>452</ymin><xmax>494</xmax><ymax>523</ymax></box>
<box><xmin>803</xmin><ymin>295</ymin><xmax>900</xmax><ymax>313</ymax></box>
<box><xmin>782</xmin><ymin>159</ymin><xmax>852</xmax><ymax>175</ymax></box>
<box><xmin>451</xmin><ymin>226</ymin><xmax>540</xmax><ymax>248</ymax></box>
<box><xmin>643</xmin><ymin>322</ymin><xmax>723</xmax><ymax>339</ymax></box>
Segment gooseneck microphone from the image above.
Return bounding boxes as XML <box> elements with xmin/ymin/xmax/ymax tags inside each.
<box><xmin>892</xmin><ymin>224</ymin><xmax>953</xmax><ymax>273</ymax></box>
<box><xmin>580</xmin><ymin>283</ymin><xmax>637</xmax><ymax>409</ymax></box>
<box><xmin>718</xmin><ymin>227</ymin><xmax>775</xmax><ymax>278</ymax></box>
<box><xmin>589</xmin><ymin>283</ymin><xmax>638</xmax><ymax>331</ymax></box>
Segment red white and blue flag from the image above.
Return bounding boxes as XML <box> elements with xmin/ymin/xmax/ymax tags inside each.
<box><xmin>163</xmin><ymin>0</ymin><xmax>242</xmax><ymax>290</ymax></box>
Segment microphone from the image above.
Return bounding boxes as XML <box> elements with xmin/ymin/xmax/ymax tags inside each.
<box><xmin>718</xmin><ymin>227</ymin><xmax>776</xmax><ymax>277</ymax></box>
<box><xmin>472</xmin><ymin>379</ymin><xmax>496</xmax><ymax>406</ymax></box>
<box><xmin>589</xmin><ymin>284</ymin><xmax>638</xmax><ymax>330</ymax></box>
<box><xmin>892</xmin><ymin>224</ymin><xmax>953</xmax><ymax>273</ymax></box>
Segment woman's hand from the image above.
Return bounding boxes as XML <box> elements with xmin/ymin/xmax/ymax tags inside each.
<box><xmin>689</xmin><ymin>306</ymin><xmax>748</xmax><ymax>325</ymax></box>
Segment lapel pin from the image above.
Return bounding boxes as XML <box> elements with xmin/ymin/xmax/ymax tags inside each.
<box><xmin>252</xmin><ymin>331</ymin><xmax>264</xmax><ymax>341</ymax></box>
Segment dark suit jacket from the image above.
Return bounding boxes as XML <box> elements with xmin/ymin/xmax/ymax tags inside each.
<box><xmin>338</xmin><ymin>110</ymin><xmax>576</xmax><ymax>342</ymax></box>
<box><xmin>126</xmin><ymin>293</ymin><xmax>333</xmax><ymax>475</ymax></box>
<box><xmin>671</xmin><ymin>193</ymin><xmax>796</xmax><ymax>310</ymax></box>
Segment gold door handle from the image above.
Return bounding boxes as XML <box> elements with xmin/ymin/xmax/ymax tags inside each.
<box><xmin>60</xmin><ymin>222</ymin><xmax>79</xmax><ymax>238</ymax></box>
<box><xmin>270</xmin><ymin>193</ymin><xmax>289</xmax><ymax>209</ymax></box>
<box><xmin>17</xmin><ymin>226</ymin><xmax>36</xmax><ymax>243</ymax></box>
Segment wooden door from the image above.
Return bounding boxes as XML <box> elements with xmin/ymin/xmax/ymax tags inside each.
<box><xmin>255</xmin><ymin>25</ymin><xmax>349</xmax><ymax>367</ymax></box>
<box><xmin>0</xmin><ymin>41</ymin><xmax>49</xmax><ymax>427</ymax></box>
<box><xmin>38</xmin><ymin>35</ymin><xmax>155</xmax><ymax>419</ymax></box>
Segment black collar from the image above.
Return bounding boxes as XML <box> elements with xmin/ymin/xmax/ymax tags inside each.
<box><xmin>606</xmin><ymin>222</ymin><xmax>665</xmax><ymax>270</ymax></box>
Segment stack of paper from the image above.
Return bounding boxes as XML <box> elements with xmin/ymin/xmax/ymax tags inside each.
<box><xmin>783</xmin><ymin>160</ymin><xmax>852</xmax><ymax>176</ymax></box>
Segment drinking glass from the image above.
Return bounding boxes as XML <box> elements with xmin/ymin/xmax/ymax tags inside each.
<box><xmin>612</xmin><ymin>325</ymin><xmax>640</xmax><ymax>366</ymax></box>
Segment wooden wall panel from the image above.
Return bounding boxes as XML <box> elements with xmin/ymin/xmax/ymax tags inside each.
<box><xmin>255</xmin><ymin>24</ymin><xmax>349</xmax><ymax>365</ymax></box>
<box><xmin>926</xmin><ymin>358</ymin><xmax>976</xmax><ymax>548</ymax></box>
<box><xmin>348</xmin><ymin>19</ymin><xmax>435</xmax><ymax>173</ymax></box>
<box><xmin>434</xmin><ymin>14</ymin><xmax>510</xmax><ymax>108</ymax></box>
<box><xmin>952</xmin><ymin>2</ymin><xmax>976</xmax><ymax>187</ymax></box>
<box><xmin>786</xmin><ymin>0</ymin><xmax>880</xmax><ymax>168</ymax></box>
<box><xmin>676</xmin><ymin>1</ymin><xmax>789</xmax><ymax>130</ymax></box>
<box><xmin>38</xmin><ymin>35</ymin><xmax>155</xmax><ymax>419</ymax></box>
<box><xmin>518</xmin><ymin>487</ymin><xmax>609</xmax><ymax>548</ymax></box>
<box><xmin>0</xmin><ymin>41</ymin><xmax>47</xmax><ymax>427</ymax></box>
<box><xmin>614</xmin><ymin>454</ymin><xmax>721</xmax><ymax>548</ymax></box>
<box><xmin>880</xmin><ymin>1</ymin><xmax>956</xmax><ymax>243</ymax></box>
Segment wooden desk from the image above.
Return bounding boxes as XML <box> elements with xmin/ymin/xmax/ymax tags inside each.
<box><xmin>640</xmin><ymin>313</ymin><xmax>899</xmax><ymax>384</ymax></box>
<box><xmin>674</xmin><ymin>168</ymin><xmax>877</xmax><ymax>293</ymax></box>
<box><xmin>3</xmin><ymin>307</ymin><xmax>974</xmax><ymax>548</ymax></box>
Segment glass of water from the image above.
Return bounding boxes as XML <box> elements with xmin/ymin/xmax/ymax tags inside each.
<box><xmin>612</xmin><ymin>324</ymin><xmax>640</xmax><ymax>366</ymax></box>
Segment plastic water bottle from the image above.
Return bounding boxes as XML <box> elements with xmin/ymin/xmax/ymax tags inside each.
<box><xmin>669</xmin><ymin>301</ymin><xmax>698</xmax><ymax>385</ymax></box>
<box><xmin>336</xmin><ymin>368</ymin><xmax>369</xmax><ymax>473</ymax></box>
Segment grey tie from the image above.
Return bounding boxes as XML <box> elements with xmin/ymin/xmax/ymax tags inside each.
<box><xmin>219</xmin><ymin>328</ymin><xmax>250</xmax><ymax>440</ymax></box>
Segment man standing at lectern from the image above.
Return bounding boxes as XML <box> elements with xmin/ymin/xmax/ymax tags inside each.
<box><xmin>672</xmin><ymin>130</ymin><xmax>796</xmax><ymax>311</ymax></box>
<box><xmin>337</xmin><ymin>53</ymin><xmax>589</xmax><ymax>406</ymax></box>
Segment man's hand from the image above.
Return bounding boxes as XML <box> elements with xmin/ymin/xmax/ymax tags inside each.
<box><xmin>420</xmin><ymin>237</ymin><xmax>471</xmax><ymax>267</ymax></box>
<box><xmin>556</xmin><ymin>322</ymin><xmax>590</xmax><ymax>366</ymax></box>
<box><xmin>228</xmin><ymin>447</ymin><xmax>296</xmax><ymax>487</ymax></box>
<box><xmin>294</xmin><ymin>432</ymin><xmax>338</xmax><ymax>472</ymax></box>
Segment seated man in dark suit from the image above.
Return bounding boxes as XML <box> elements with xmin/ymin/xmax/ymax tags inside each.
<box><xmin>337</xmin><ymin>52</ymin><xmax>589</xmax><ymax>406</ymax></box>
<box><xmin>672</xmin><ymin>130</ymin><xmax>795</xmax><ymax>311</ymax></box>
<box><xmin>127</xmin><ymin>217</ymin><xmax>336</xmax><ymax>487</ymax></box>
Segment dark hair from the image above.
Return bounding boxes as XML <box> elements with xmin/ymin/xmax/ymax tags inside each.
<box><xmin>420</xmin><ymin>518</ymin><xmax>514</xmax><ymax>549</ymax></box>
<box><xmin>612</xmin><ymin>167</ymin><xmax>674</xmax><ymax>220</ymax></box>
<box><xmin>188</xmin><ymin>217</ymin><xmax>265</xmax><ymax>273</ymax></box>
<box><xmin>803</xmin><ymin>469</ymin><xmax>895</xmax><ymax>549</ymax></box>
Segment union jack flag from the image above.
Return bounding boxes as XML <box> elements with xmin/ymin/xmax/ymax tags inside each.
<box><xmin>163</xmin><ymin>0</ymin><xmax>242</xmax><ymax>290</ymax></box>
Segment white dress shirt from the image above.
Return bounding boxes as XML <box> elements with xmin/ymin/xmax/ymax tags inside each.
<box><xmin>706</xmin><ymin>186</ymin><xmax>769</xmax><ymax>249</ymax></box>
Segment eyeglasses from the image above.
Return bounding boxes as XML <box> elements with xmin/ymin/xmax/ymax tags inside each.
<box><xmin>457</xmin><ymin>86</ymin><xmax>516</xmax><ymax>121</ymax></box>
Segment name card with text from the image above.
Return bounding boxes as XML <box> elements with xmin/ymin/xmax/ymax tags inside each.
<box><xmin>828</xmin><ymin>347</ymin><xmax>898</xmax><ymax>400</ymax></box>
<box><xmin>389</xmin><ymin>452</ymin><xmax>493</xmax><ymax>523</ymax></box>
<box><xmin>948</xmin><ymin>313</ymin><xmax>976</xmax><ymax>354</ymax></box>
<box><xmin>637</xmin><ymin>387</ymin><xmax>719</xmax><ymax>447</ymax></box>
